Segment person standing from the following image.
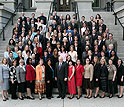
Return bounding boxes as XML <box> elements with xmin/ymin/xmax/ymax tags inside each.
<box><xmin>45</xmin><ymin>58</ymin><xmax>54</xmax><ymax>99</ymax></box>
<box><xmin>83</xmin><ymin>58</ymin><xmax>94</xmax><ymax>99</ymax></box>
<box><xmin>55</xmin><ymin>56</ymin><xmax>68</xmax><ymax>99</ymax></box>
<box><xmin>117</xmin><ymin>59</ymin><xmax>124</xmax><ymax>98</ymax></box>
<box><xmin>93</xmin><ymin>56</ymin><xmax>100</xmax><ymax>98</ymax></box>
<box><xmin>99</xmin><ymin>58</ymin><xmax>108</xmax><ymax>98</ymax></box>
<box><xmin>35</xmin><ymin>59</ymin><xmax>46</xmax><ymax>100</ymax></box>
<box><xmin>26</xmin><ymin>58</ymin><xmax>35</xmax><ymax>100</ymax></box>
<box><xmin>75</xmin><ymin>59</ymin><xmax>84</xmax><ymax>99</ymax></box>
<box><xmin>107</xmin><ymin>59</ymin><xmax>117</xmax><ymax>98</ymax></box>
<box><xmin>0</xmin><ymin>58</ymin><xmax>10</xmax><ymax>101</ymax></box>
<box><xmin>9</xmin><ymin>59</ymin><xmax>18</xmax><ymax>100</ymax></box>
<box><xmin>68</xmin><ymin>60</ymin><xmax>76</xmax><ymax>99</ymax></box>
<box><xmin>16</xmin><ymin>59</ymin><xmax>26</xmax><ymax>100</ymax></box>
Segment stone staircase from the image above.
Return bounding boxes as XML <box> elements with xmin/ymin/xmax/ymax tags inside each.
<box><xmin>0</xmin><ymin>11</ymin><xmax>124</xmax><ymax>63</ymax></box>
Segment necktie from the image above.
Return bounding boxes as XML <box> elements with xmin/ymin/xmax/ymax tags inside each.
<box><xmin>59</xmin><ymin>63</ymin><xmax>62</xmax><ymax>71</ymax></box>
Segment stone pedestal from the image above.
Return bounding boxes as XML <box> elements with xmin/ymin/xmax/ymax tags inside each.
<box><xmin>35</xmin><ymin>0</ymin><xmax>53</xmax><ymax>14</ymax></box>
<box><xmin>113</xmin><ymin>0</ymin><xmax>124</xmax><ymax>10</ymax></box>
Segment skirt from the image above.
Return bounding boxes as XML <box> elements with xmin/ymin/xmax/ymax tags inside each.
<box><xmin>35</xmin><ymin>80</ymin><xmax>46</xmax><ymax>94</ymax></box>
<box><xmin>18</xmin><ymin>82</ymin><xmax>26</xmax><ymax>93</ymax></box>
<box><xmin>94</xmin><ymin>78</ymin><xmax>100</xmax><ymax>87</ymax></box>
<box><xmin>83</xmin><ymin>78</ymin><xmax>94</xmax><ymax>89</ymax></box>
<box><xmin>1</xmin><ymin>78</ymin><xmax>9</xmax><ymax>90</ymax></box>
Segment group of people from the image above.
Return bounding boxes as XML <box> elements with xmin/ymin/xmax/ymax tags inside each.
<box><xmin>0</xmin><ymin>11</ymin><xmax>124</xmax><ymax>101</ymax></box>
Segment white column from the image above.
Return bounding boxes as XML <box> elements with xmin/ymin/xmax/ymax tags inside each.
<box><xmin>32</xmin><ymin>0</ymin><xmax>35</xmax><ymax>7</ymax></box>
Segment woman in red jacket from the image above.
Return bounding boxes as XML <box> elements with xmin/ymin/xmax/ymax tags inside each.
<box><xmin>26</xmin><ymin>58</ymin><xmax>35</xmax><ymax>100</ymax></box>
<box><xmin>75</xmin><ymin>59</ymin><xmax>84</xmax><ymax>99</ymax></box>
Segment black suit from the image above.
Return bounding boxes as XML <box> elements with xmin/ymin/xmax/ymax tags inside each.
<box><xmin>45</xmin><ymin>64</ymin><xmax>53</xmax><ymax>98</ymax></box>
<box><xmin>39</xmin><ymin>16</ymin><xmax>47</xmax><ymax>25</ymax></box>
<box><xmin>53</xmin><ymin>15</ymin><xmax>60</xmax><ymax>22</ymax></box>
<box><xmin>19</xmin><ymin>16</ymin><xmax>27</xmax><ymax>23</ymax></box>
<box><xmin>55</xmin><ymin>62</ymin><xmax>68</xmax><ymax>97</ymax></box>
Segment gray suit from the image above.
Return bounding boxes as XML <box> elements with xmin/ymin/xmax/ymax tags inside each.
<box><xmin>105</xmin><ymin>39</ymin><xmax>117</xmax><ymax>51</ymax></box>
<box><xmin>0</xmin><ymin>64</ymin><xmax>9</xmax><ymax>90</ymax></box>
<box><xmin>16</xmin><ymin>66</ymin><xmax>26</xmax><ymax>83</ymax></box>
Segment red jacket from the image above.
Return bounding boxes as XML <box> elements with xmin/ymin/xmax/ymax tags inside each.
<box><xmin>26</xmin><ymin>65</ymin><xmax>35</xmax><ymax>81</ymax></box>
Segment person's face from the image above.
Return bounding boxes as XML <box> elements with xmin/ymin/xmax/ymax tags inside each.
<box><xmin>9</xmin><ymin>53</ymin><xmax>13</xmax><ymax>58</ymax></box>
<box><xmin>109</xmin><ymin>34</ymin><xmax>113</xmax><ymax>39</ymax></box>
<box><xmin>118</xmin><ymin>60</ymin><xmax>122</xmax><ymax>65</ymax></box>
<box><xmin>29</xmin><ymin>59</ymin><xmax>32</xmax><ymax>64</ymax></box>
<box><xmin>44</xmin><ymin>52</ymin><xmax>47</xmax><ymax>56</ymax></box>
<box><xmin>69</xmin><ymin>61</ymin><xmax>72</xmax><ymax>66</ymax></box>
<box><xmin>3</xmin><ymin>59</ymin><xmax>7</xmax><ymax>64</ymax></box>
<box><xmin>48</xmin><ymin>60</ymin><xmax>51</xmax><ymax>65</ymax></box>
<box><xmin>59</xmin><ymin>58</ymin><xmax>63</xmax><ymax>63</ymax></box>
<box><xmin>86</xmin><ymin>59</ymin><xmax>90</xmax><ymax>64</ymax></box>
<box><xmin>13</xmin><ymin>61</ymin><xmax>16</xmax><ymax>66</ymax></box>
<box><xmin>101</xmin><ymin>60</ymin><xmax>105</xmax><ymax>65</ymax></box>
<box><xmin>40</xmin><ymin>60</ymin><xmax>43</xmax><ymax>65</ymax></box>
<box><xmin>94</xmin><ymin>57</ymin><xmax>97</xmax><ymax>63</ymax></box>
<box><xmin>70</xmin><ymin>47</ymin><xmax>73</xmax><ymax>51</ymax></box>
<box><xmin>101</xmin><ymin>52</ymin><xmax>105</xmax><ymax>56</ymax></box>
<box><xmin>109</xmin><ymin>60</ymin><xmax>113</xmax><ymax>65</ymax></box>
<box><xmin>111</xmin><ymin>51</ymin><xmax>115</xmax><ymax>56</ymax></box>
<box><xmin>77</xmin><ymin>60</ymin><xmax>80</xmax><ymax>65</ymax></box>
<box><xmin>20</xmin><ymin>62</ymin><xmax>24</xmax><ymax>66</ymax></box>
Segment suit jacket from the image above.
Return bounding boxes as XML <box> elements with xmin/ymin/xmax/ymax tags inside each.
<box><xmin>16</xmin><ymin>66</ymin><xmax>26</xmax><ymax>83</ymax></box>
<box><xmin>19</xmin><ymin>16</ymin><xmax>27</xmax><ymax>23</ymax></box>
<box><xmin>53</xmin><ymin>15</ymin><xmax>60</xmax><ymax>22</ymax></box>
<box><xmin>39</xmin><ymin>16</ymin><xmax>47</xmax><ymax>25</ymax></box>
<box><xmin>0</xmin><ymin>64</ymin><xmax>9</xmax><ymax>81</ymax></box>
<box><xmin>45</xmin><ymin>64</ymin><xmax>53</xmax><ymax>82</ymax></box>
<box><xmin>55</xmin><ymin>62</ymin><xmax>68</xmax><ymax>80</ymax></box>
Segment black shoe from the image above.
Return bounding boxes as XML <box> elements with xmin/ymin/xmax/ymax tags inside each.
<box><xmin>99</xmin><ymin>96</ymin><xmax>105</xmax><ymax>98</ymax></box>
<box><xmin>57</xmin><ymin>96</ymin><xmax>61</xmax><ymax>98</ymax></box>
<box><xmin>61</xmin><ymin>96</ymin><xmax>65</xmax><ymax>99</ymax></box>
<box><xmin>2</xmin><ymin>98</ymin><xmax>6</xmax><ymax>101</ymax></box>
<box><xmin>76</xmin><ymin>96</ymin><xmax>81</xmax><ymax>100</ymax></box>
<box><xmin>94</xmin><ymin>94</ymin><xmax>99</xmax><ymax>98</ymax></box>
<box><xmin>118</xmin><ymin>95</ymin><xmax>123</xmax><ymax>98</ymax></box>
<box><xmin>47</xmin><ymin>97</ymin><xmax>51</xmax><ymax>99</ymax></box>
<box><xmin>39</xmin><ymin>97</ymin><xmax>42</xmax><ymax>100</ymax></box>
<box><xmin>51</xmin><ymin>96</ymin><xmax>54</xmax><ymax>98</ymax></box>
<box><xmin>27</xmin><ymin>96</ymin><xmax>35</xmax><ymax>100</ymax></box>
<box><xmin>5</xmin><ymin>97</ymin><xmax>9</xmax><ymax>100</ymax></box>
<box><xmin>19</xmin><ymin>97</ymin><xmax>24</xmax><ymax>100</ymax></box>
<box><xmin>88</xmin><ymin>96</ymin><xmax>92</xmax><ymax>99</ymax></box>
<box><xmin>11</xmin><ymin>97</ymin><xmax>18</xmax><ymax>100</ymax></box>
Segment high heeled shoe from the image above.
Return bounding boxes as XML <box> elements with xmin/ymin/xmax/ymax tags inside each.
<box><xmin>27</xmin><ymin>96</ymin><xmax>35</xmax><ymax>100</ymax></box>
<box><xmin>118</xmin><ymin>95</ymin><xmax>123</xmax><ymax>98</ymax></box>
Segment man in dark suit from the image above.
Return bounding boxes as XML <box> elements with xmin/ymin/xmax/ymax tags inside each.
<box><xmin>53</xmin><ymin>11</ymin><xmax>60</xmax><ymax>22</ymax></box>
<box><xmin>55</xmin><ymin>56</ymin><xmax>68</xmax><ymax>99</ymax></box>
<box><xmin>30</xmin><ymin>13</ymin><xmax>37</xmax><ymax>23</ymax></box>
<box><xmin>30</xmin><ymin>20</ymin><xmax>37</xmax><ymax>31</ymax></box>
<box><xmin>19</xmin><ymin>12</ymin><xmax>27</xmax><ymax>24</ymax></box>
<box><xmin>51</xmin><ymin>20</ymin><xmax>57</xmax><ymax>31</ymax></box>
<box><xmin>39</xmin><ymin>12</ymin><xmax>47</xmax><ymax>25</ymax></box>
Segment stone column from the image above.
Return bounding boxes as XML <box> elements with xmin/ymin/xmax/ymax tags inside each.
<box><xmin>113</xmin><ymin>0</ymin><xmax>124</xmax><ymax>10</ymax></box>
<box><xmin>35</xmin><ymin>0</ymin><xmax>53</xmax><ymax>15</ymax></box>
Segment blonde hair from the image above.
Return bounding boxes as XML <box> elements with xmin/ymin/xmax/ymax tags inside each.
<box><xmin>1</xmin><ymin>58</ymin><xmax>8</xmax><ymax>65</ymax></box>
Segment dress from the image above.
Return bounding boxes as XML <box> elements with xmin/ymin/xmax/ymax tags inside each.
<box><xmin>117</xmin><ymin>64</ymin><xmax>124</xmax><ymax>86</ymax></box>
<box><xmin>75</xmin><ymin>65</ymin><xmax>84</xmax><ymax>86</ymax></box>
<box><xmin>35</xmin><ymin>65</ymin><xmax>46</xmax><ymax>94</ymax></box>
<box><xmin>68</xmin><ymin>66</ymin><xmax>76</xmax><ymax>94</ymax></box>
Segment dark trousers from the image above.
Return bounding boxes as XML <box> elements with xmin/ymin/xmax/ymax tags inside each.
<box><xmin>10</xmin><ymin>81</ymin><xmax>17</xmax><ymax>99</ymax></box>
<box><xmin>46</xmin><ymin>80</ymin><xmax>53</xmax><ymax>98</ymax></box>
<box><xmin>57</xmin><ymin>79</ymin><xmax>66</xmax><ymax>97</ymax></box>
